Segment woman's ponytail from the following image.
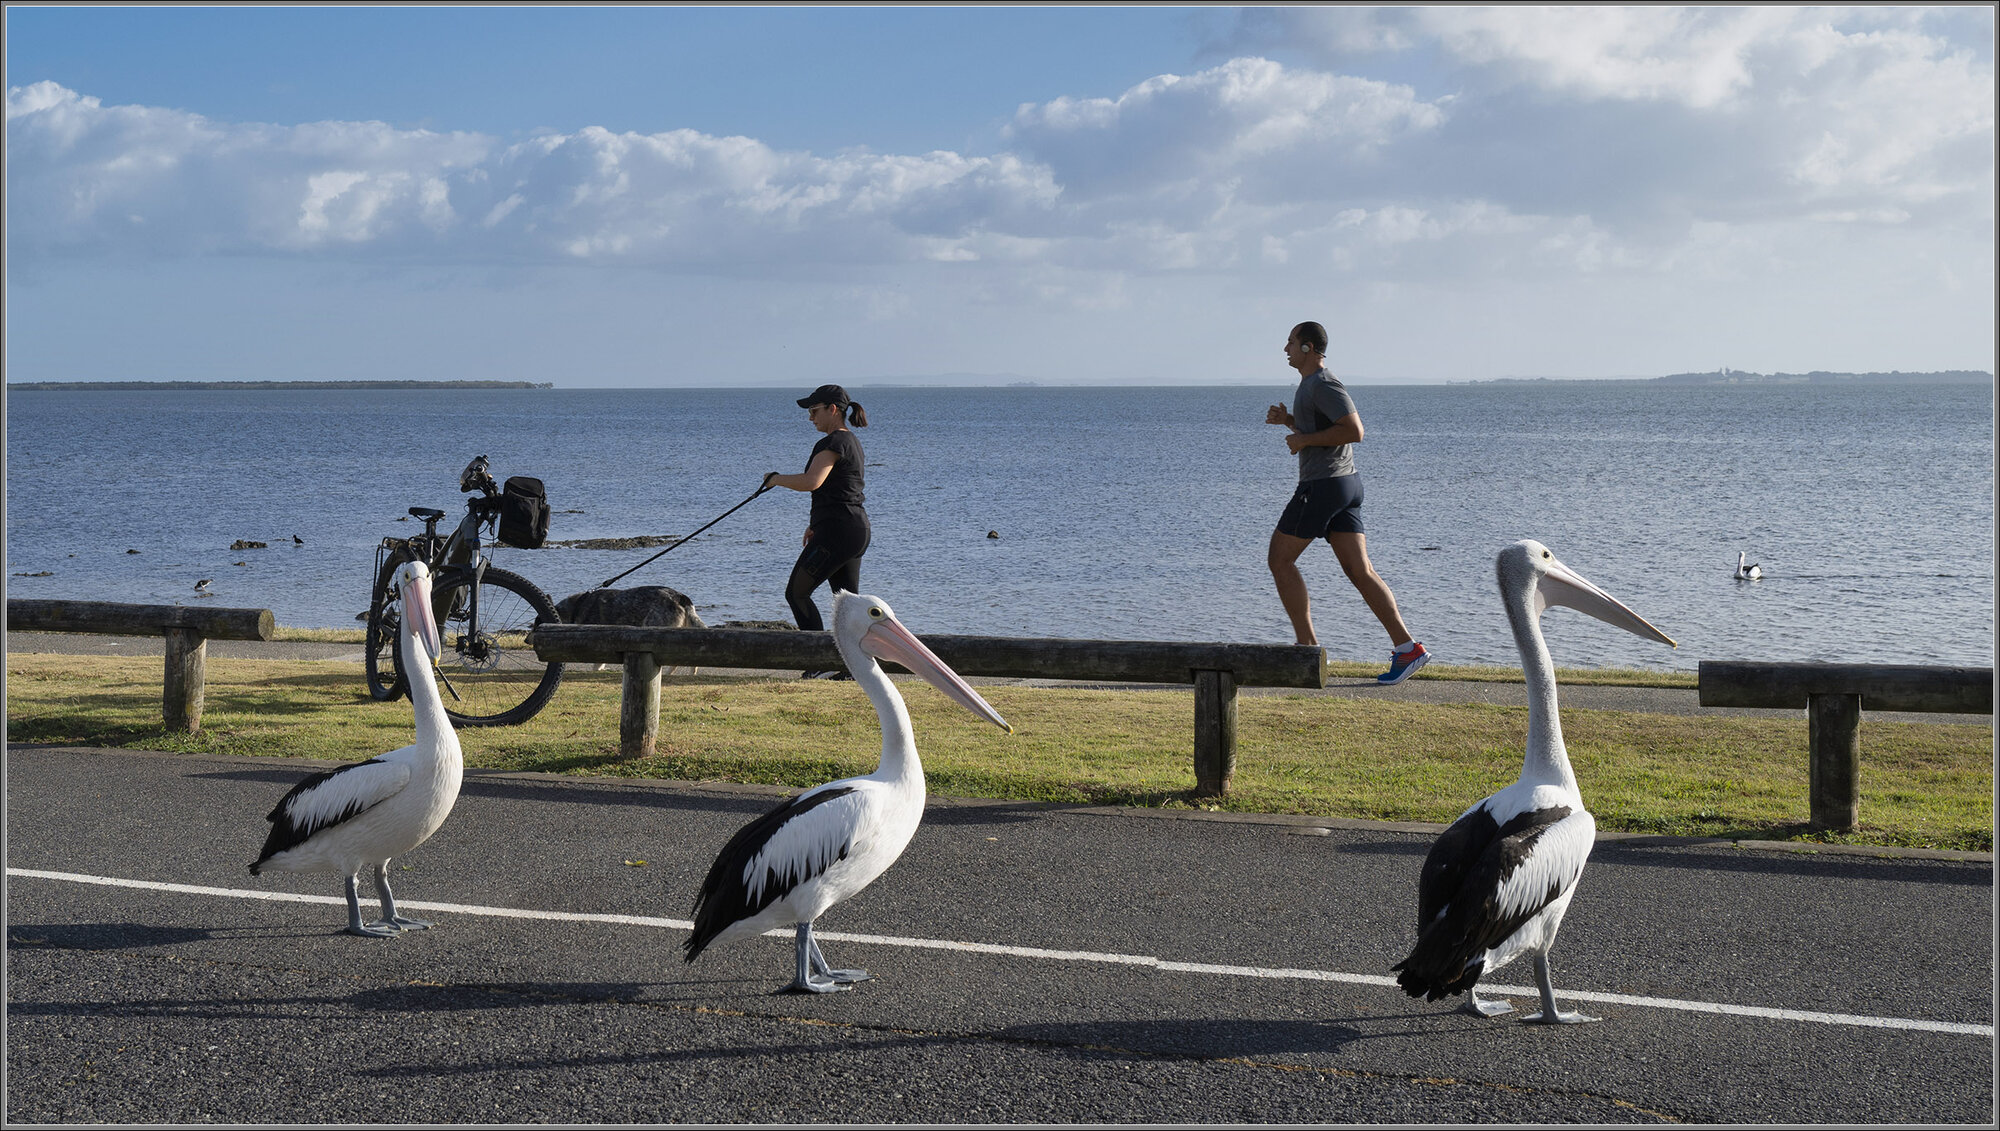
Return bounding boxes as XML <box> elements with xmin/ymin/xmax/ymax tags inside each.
<box><xmin>847</xmin><ymin>401</ymin><xmax>869</xmax><ymax>428</ymax></box>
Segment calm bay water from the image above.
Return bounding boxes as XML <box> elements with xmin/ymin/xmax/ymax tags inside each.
<box><xmin>5</xmin><ymin>382</ymin><xmax>1993</xmax><ymax>672</ymax></box>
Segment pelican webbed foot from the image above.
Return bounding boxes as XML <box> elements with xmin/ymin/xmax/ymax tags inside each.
<box><xmin>782</xmin><ymin>923</ymin><xmax>869</xmax><ymax>992</ymax></box>
<box><xmin>1462</xmin><ymin>990</ymin><xmax>1514</xmax><ymax>1018</ymax></box>
<box><xmin>778</xmin><ymin>976</ymin><xmax>855</xmax><ymax>994</ymax></box>
<box><xmin>809</xmin><ymin>937</ymin><xmax>873</xmax><ymax>984</ymax></box>
<box><xmin>1520</xmin><ymin>956</ymin><xmax>1599</xmax><ymax>1024</ymax></box>
<box><xmin>343</xmin><ymin>875</ymin><xmax>402</xmax><ymax>938</ymax></box>
<box><xmin>1520</xmin><ymin>1009</ymin><xmax>1601</xmax><ymax>1025</ymax></box>
<box><xmin>368</xmin><ymin>863</ymin><xmax>433</xmax><ymax>931</ymax></box>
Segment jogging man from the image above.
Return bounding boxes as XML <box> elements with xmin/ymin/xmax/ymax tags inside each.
<box><xmin>1265</xmin><ymin>320</ymin><xmax>1431</xmax><ymax>685</ymax></box>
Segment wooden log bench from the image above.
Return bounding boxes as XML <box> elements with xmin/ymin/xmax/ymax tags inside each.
<box><xmin>531</xmin><ymin>625</ymin><xmax>1329</xmax><ymax>795</ymax></box>
<box><xmin>1697</xmin><ymin>660</ymin><xmax>1994</xmax><ymax>831</ymax></box>
<box><xmin>7</xmin><ymin>598</ymin><xmax>277</xmax><ymax>734</ymax></box>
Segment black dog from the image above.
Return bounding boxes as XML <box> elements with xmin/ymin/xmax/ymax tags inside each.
<box><xmin>556</xmin><ymin>586</ymin><xmax>706</xmax><ymax>674</ymax></box>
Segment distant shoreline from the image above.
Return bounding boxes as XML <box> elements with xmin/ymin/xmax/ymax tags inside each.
<box><xmin>1451</xmin><ymin>369</ymin><xmax>1992</xmax><ymax>387</ymax></box>
<box><xmin>7</xmin><ymin>379</ymin><xmax>554</xmax><ymax>391</ymax></box>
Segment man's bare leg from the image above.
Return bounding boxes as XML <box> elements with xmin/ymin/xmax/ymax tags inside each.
<box><xmin>1327</xmin><ymin>532</ymin><xmax>1412</xmax><ymax>646</ymax></box>
<box><xmin>1268</xmin><ymin>530</ymin><xmax>1319</xmax><ymax>645</ymax></box>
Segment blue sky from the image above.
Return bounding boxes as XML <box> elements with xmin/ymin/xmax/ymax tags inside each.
<box><xmin>6</xmin><ymin>5</ymin><xmax>1994</xmax><ymax>386</ymax></box>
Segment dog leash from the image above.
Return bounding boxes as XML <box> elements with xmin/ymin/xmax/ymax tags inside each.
<box><xmin>595</xmin><ymin>483</ymin><xmax>774</xmax><ymax>590</ymax></box>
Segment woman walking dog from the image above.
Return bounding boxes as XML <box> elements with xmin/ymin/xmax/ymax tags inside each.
<box><xmin>763</xmin><ymin>384</ymin><xmax>871</xmax><ymax>677</ymax></box>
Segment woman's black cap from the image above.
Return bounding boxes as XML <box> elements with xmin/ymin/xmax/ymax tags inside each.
<box><xmin>797</xmin><ymin>384</ymin><xmax>852</xmax><ymax>409</ymax></box>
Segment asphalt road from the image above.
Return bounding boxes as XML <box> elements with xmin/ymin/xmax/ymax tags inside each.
<box><xmin>6</xmin><ymin>745</ymin><xmax>1993</xmax><ymax>1124</ymax></box>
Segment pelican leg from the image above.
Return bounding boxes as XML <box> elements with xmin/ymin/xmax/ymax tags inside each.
<box><xmin>778</xmin><ymin>923</ymin><xmax>853</xmax><ymax>994</ymax></box>
<box><xmin>809</xmin><ymin>935</ymin><xmax>873</xmax><ymax>985</ymax></box>
<box><xmin>367</xmin><ymin>861</ymin><xmax>434</xmax><ymax>932</ymax></box>
<box><xmin>1461</xmin><ymin>988</ymin><xmax>1514</xmax><ymax>1018</ymax></box>
<box><xmin>343</xmin><ymin>874</ymin><xmax>400</xmax><ymax>938</ymax></box>
<box><xmin>1520</xmin><ymin>955</ymin><xmax>1599</xmax><ymax>1025</ymax></box>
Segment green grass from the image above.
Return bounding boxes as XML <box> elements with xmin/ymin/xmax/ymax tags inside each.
<box><xmin>6</xmin><ymin>653</ymin><xmax>1988</xmax><ymax>852</ymax></box>
<box><xmin>271</xmin><ymin>626</ymin><xmax>370</xmax><ymax>643</ymax></box>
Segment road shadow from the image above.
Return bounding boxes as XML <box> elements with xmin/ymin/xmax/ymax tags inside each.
<box><xmin>183</xmin><ymin>769</ymin><xmax>1991</xmax><ymax>884</ymax></box>
<box><xmin>8</xmin><ymin>921</ymin><xmax>346</xmax><ymax>952</ymax></box>
<box><xmin>1326</xmin><ymin>840</ymin><xmax>1432</xmax><ymax>857</ymax></box>
<box><xmin>8</xmin><ymin>922</ymin><xmax>218</xmax><ymax>951</ymax></box>
<box><xmin>1586</xmin><ymin>839</ymin><xmax>1993</xmax><ymax>886</ymax></box>
<box><xmin>347</xmin><ymin>980</ymin><xmax>658</xmax><ymax>1014</ymax></box>
<box><xmin>986</xmin><ymin>1015</ymin><xmax>1382</xmax><ymax>1059</ymax></box>
<box><xmin>347</xmin><ymin>1005</ymin><xmax>1385</xmax><ymax>1080</ymax></box>
<box><xmin>1288</xmin><ymin>826</ymin><xmax>1988</xmax><ymax>885</ymax></box>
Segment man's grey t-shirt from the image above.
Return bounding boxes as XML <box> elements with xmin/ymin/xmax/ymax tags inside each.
<box><xmin>1292</xmin><ymin>368</ymin><xmax>1358</xmax><ymax>481</ymax></box>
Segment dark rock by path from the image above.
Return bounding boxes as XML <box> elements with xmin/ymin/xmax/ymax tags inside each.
<box><xmin>556</xmin><ymin>586</ymin><xmax>706</xmax><ymax>629</ymax></box>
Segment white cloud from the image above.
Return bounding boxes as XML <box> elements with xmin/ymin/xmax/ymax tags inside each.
<box><xmin>5</xmin><ymin>8</ymin><xmax>1991</xmax><ymax>312</ymax></box>
<box><xmin>1239</xmin><ymin>6</ymin><xmax>1992</xmax><ymax>223</ymax></box>
<box><xmin>6</xmin><ymin>82</ymin><xmax>1068</xmax><ymax>269</ymax></box>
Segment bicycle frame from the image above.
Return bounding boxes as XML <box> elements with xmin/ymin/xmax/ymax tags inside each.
<box><xmin>434</xmin><ymin>501</ymin><xmax>494</xmax><ymax>621</ymax></box>
<box><xmin>372</xmin><ymin>495</ymin><xmax>499</xmax><ymax>636</ymax></box>
<box><xmin>365</xmin><ymin>456</ymin><xmax>564</xmax><ymax>726</ymax></box>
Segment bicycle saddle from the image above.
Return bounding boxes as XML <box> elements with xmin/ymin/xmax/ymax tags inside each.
<box><xmin>409</xmin><ymin>507</ymin><xmax>446</xmax><ymax>521</ymax></box>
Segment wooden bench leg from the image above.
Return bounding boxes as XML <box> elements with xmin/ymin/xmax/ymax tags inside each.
<box><xmin>163</xmin><ymin>628</ymin><xmax>207</xmax><ymax>733</ymax></box>
<box><xmin>1193</xmin><ymin>668</ymin><xmax>1238</xmax><ymax>797</ymax></box>
<box><xmin>1807</xmin><ymin>691</ymin><xmax>1860</xmax><ymax>831</ymax></box>
<box><xmin>621</xmin><ymin>653</ymin><xmax>662</xmax><ymax>759</ymax></box>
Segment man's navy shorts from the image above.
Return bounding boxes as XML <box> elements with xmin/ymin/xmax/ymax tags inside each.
<box><xmin>1276</xmin><ymin>475</ymin><xmax>1365</xmax><ymax>538</ymax></box>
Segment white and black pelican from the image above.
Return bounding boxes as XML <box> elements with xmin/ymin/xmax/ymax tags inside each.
<box><xmin>249</xmin><ymin>560</ymin><xmax>463</xmax><ymax>937</ymax></box>
<box><xmin>1734</xmin><ymin>551</ymin><xmax>1762</xmax><ymax>581</ymax></box>
<box><xmin>684</xmin><ymin>590</ymin><xmax>1011</xmax><ymax>993</ymax></box>
<box><xmin>1392</xmin><ymin>540</ymin><xmax>1675</xmax><ymax>1023</ymax></box>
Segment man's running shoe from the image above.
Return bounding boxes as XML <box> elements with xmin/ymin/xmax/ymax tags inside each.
<box><xmin>1377</xmin><ymin>642</ymin><xmax>1430</xmax><ymax>686</ymax></box>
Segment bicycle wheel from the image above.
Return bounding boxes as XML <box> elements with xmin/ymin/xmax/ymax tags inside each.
<box><xmin>363</xmin><ymin>558</ymin><xmax>410</xmax><ymax>702</ymax></box>
<box><xmin>411</xmin><ymin>565</ymin><xmax>564</xmax><ymax>727</ymax></box>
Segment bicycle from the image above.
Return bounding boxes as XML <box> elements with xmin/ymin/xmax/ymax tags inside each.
<box><xmin>364</xmin><ymin>455</ymin><xmax>565</xmax><ymax>726</ymax></box>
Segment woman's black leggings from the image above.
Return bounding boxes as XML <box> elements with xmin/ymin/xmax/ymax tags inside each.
<box><xmin>787</xmin><ymin>510</ymin><xmax>870</xmax><ymax>631</ymax></box>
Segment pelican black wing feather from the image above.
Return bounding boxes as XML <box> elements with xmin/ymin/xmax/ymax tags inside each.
<box><xmin>1392</xmin><ymin>804</ymin><xmax>1574</xmax><ymax>1001</ymax></box>
<box><xmin>249</xmin><ymin>757</ymin><xmax>397</xmax><ymax>871</ymax></box>
<box><xmin>684</xmin><ymin>786</ymin><xmax>858</xmax><ymax>962</ymax></box>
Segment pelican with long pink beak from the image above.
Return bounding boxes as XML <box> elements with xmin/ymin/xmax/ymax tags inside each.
<box><xmin>685</xmin><ymin>589</ymin><xmax>1011</xmax><ymax>993</ymax></box>
<box><xmin>250</xmin><ymin>559</ymin><xmax>465</xmax><ymax>937</ymax></box>
<box><xmin>1393</xmin><ymin>540</ymin><xmax>1675</xmax><ymax>1023</ymax></box>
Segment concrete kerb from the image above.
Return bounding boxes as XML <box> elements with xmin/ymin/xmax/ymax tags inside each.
<box><xmin>13</xmin><ymin>744</ymin><xmax>1989</xmax><ymax>865</ymax></box>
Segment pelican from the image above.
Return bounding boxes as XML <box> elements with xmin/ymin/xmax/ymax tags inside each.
<box><xmin>684</xmin><ymin>589</ymin><xmax>1011</xmax><ymax>993</ymax></box>
<box><xmin>249</xmin><ymin>560</ymin><xmax>463</xmax><ymax>937</ymax></box>
<box><xmin>1392</xmin><ymin>540</ymin><xmax>1675</xmax><ymax>1023</ymax></box>
<box><xmin>1734</xmin><ymin>551</ymin><xmax>1762</xmax><ymax>581</ymax></box>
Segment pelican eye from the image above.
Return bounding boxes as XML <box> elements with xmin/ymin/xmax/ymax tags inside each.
<box><xmin>868</xmin><ymin>606</ymin><xmax>885</xmax><ymax>620</ymax></box>
<box><xmin>1542</xmin><ymin>550</ymin><xmax>1551</xmax><ymax>559</ymax></box>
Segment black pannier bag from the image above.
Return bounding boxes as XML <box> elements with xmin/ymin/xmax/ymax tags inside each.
<box><xmin>497</xmin><ymin>476</ymin><xmax>550</xmax><ymax>549</ymax></box>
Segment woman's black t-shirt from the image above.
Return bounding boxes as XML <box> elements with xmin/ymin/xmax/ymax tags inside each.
<box><xmin>809</xmin><ymin>429</ymin><xmax>865</xmax><ymax>523</ymax></box>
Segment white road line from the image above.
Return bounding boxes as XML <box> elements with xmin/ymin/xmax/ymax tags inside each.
<box><xmin>12</xmin><ymin>867</ymin><xmax>1992</xmax><ymax>1038</ymax></box>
